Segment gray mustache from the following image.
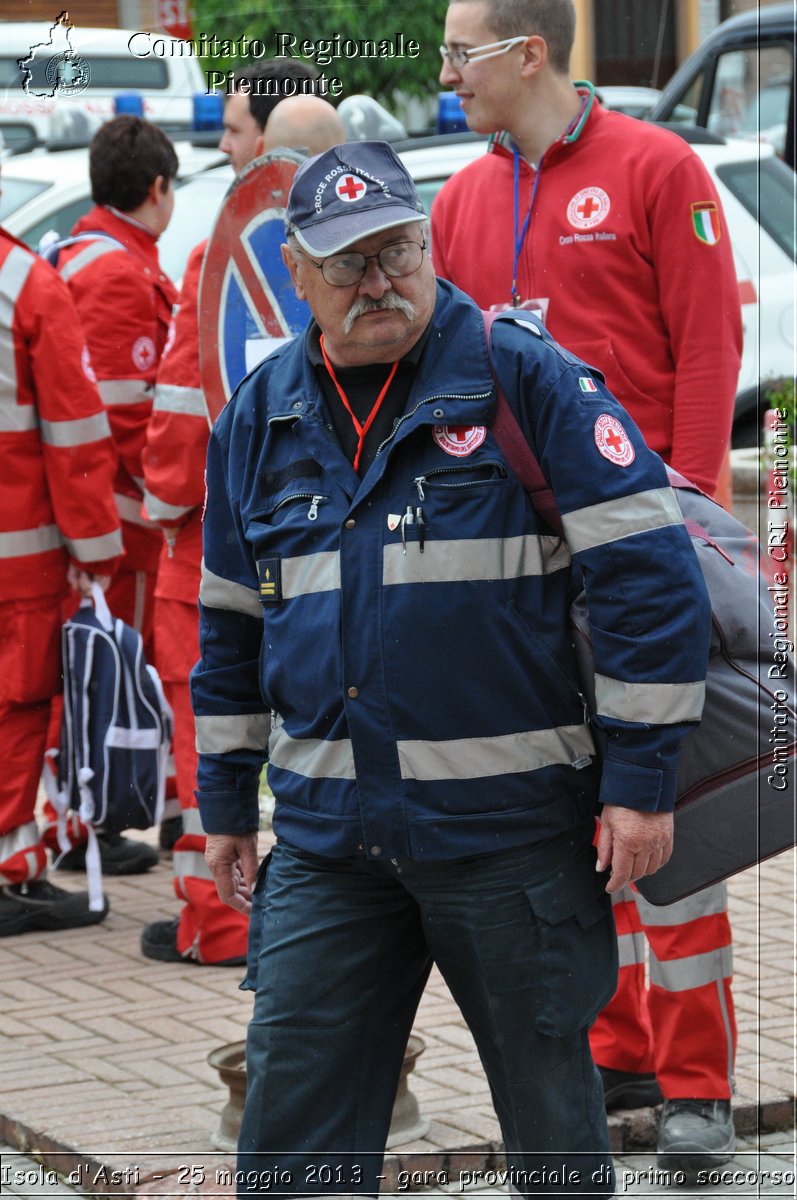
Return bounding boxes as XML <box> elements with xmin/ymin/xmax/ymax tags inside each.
<box><xmin>344</xmin><ymin>293</ymin><xmax>416</xmax><ymax>334</ymax></box>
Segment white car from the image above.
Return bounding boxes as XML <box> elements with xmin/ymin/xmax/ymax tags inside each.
<box><xmin>0</xmin><ymin>22</ymin><xmax>206</xmax><ymax>151</ymax></box>
<box><xmin>1</xmin><ymin>140</ymin><xmax>225</xmax><ymax>269</ymax></box>
<box><xmin>3</xmin><ymin>129</ymin><xmax>793</xmax><ymax>442</ymax></box>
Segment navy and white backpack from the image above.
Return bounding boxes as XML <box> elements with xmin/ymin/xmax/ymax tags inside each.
<box><xmin>51</xmin><ymin>585</ymin><xmax>172</xmax><ymax>907</ymax></box>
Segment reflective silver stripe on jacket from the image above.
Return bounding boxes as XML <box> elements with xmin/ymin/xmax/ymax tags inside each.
<box><xmin>143</xmin><ymin>488</ymin><xmax>194</xmax><ymax>523</ymax></box>
<box><xmin>617</xmin><ymin>931</ymin><xmax>647</xmax><ymax>968</ymax></box>
<box><xmin>195</xmin><ymin>712</ymin><xmax>270</xmax><ymax>754</ymax></box>
<box><xmin>635</xmin><ymin>881</ymin><xmax>728</xmax><ymax>926</ymax></box>
<box><xmin>397</xmin><ymin>723</ymin><xmax>595</xmax><ymax>781</ymax></box>
<box><xmin>268</xmin><ymin>722</ymin><xmax>594</xmax><ymax>784</ymax></box>
<box><xmin>98</xmin><ymin>380</ymin><xmax>153</xmax><ymax>407</ymax></box>
<box><xmin>64</xmin><ymin>530</ymin><xmax>123</xmax><ymax>563</ymax></box>
<box><xmin>269</xmin><ymin>725</ymin><xmax>357</xmax><ymax>780</ymax></box>
<box><xmin>649</xmin><ymin>944</ymin><xmax>733</xmax><ymax>992</ymax></box>
<box><xmin>114</xmin><ymin>492</ymin><xmax>153</xmax><ymax>528</ymax></box>
<box><xmin>154</xmin><ymin>383</ymin><xmax>207</xmax><ymax>417</ymax></box>
<box><xmin>39</xmin><ymin>411</ymin><xmax>111</xmax><ymax>448</ymax></box>
<box><xmin>0</xmin><ymin>525</ymin><xmax>62</xmax><ymax>558</ymax></box>
<box><xmin>283</xmin><ymin>551</ymin><xmax>341</xmax><ymax>598</ymax></box>
<box><xmin>58</xmin><ymin>240</ymin><xmax>120</xmax><ymax>282</ymax></box>
<box><xmin>594</xmin><ymin>674</ymin><xmax>706</xmax><ymax>724</ymax></box>
<box><xmin>562</xmin><ymin>488</ymin><xmax>683</xmax><ymax>555</ymax></box>
<box><xmin>383</xmin><ymin>534</ymin><xmax>571</xmax><ymax>587</ymax></box>
<box><xmin>173</xmin><ymin>848</ymin><xmax>212</xmax><ymax>882</ymax></box>
<box><xmin>251</xmin><ymin>536</ymin><xmax>568</xmax><ymax>601</ymax></box>
<box><xmin>200</xmin><ymin>563</ymin><xmax>261</xmax><ymax>618</ymax></box>
<box><xmin>0</xmin><ymin>246</ymin><xmax>36</xmax><ymax>431</ymax></box>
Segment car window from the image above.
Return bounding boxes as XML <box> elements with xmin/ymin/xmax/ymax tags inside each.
<box><xmin>707</xmin><ymin>45</ymin><xmax>793</xmax><ymax>159</ymax></box>
<box><xmin>414</xmin><ymin>178</ymin><xmax>447</xmax><ymax>215</ymax></box>
<box><xmin>0</xmin><ymin>55</ymin><xmax>169</xmax><ymax>90</ymax></box>
<box><xmin>0</xmin><ymin>176</ymin><xmax>51</xmax><ymax>221</ymax></box>
<box><xmin>17</xmin><ymin>195</ymin><xmax>93</xmax><ymax>252</ymax></box>
<box><xmin>670</xmin><ymin>75</ymin><xmax>700</xmax><ymax>124</ymax></box>
<box><xmin>716</xmin><ymin>156</ymin><xmax>796</xmax><ymax>263</ymax></box>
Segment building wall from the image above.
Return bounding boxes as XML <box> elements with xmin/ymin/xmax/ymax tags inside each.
<box><xmin>580</xmin><ymin>0</ymin><xmax>786</xmax><ymax>81</ymax></box>
<box><xmin>1</xmin><ymin>0</ymin><xmax>160</xmax><ymax>30</ymax></box>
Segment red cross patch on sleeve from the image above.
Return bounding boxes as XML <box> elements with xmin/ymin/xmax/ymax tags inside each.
<box><xmin>594</xmin><ymin>414</ymin><xmax>635</xmax><ymax>466</ymax></box>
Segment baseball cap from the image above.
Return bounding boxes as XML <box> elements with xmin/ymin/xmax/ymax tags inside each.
<box><xmin>285</xmin><ymin>140</ymin><xmax>425</xmax><ymax>257</ymax></box>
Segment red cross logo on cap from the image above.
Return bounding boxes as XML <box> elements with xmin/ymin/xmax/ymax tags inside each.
<box><xmin>336</xmin><ymin>175</ymin><xmax>368</xmax><ymax>203</ymax></box>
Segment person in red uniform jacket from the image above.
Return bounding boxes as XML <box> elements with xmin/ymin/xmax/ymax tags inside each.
<box><xmin>0</xmin><ymin>224</ymin><xmax>123</xmax><ymax>936</ymax></box>
<box><xmin>139</xmin><ymin>70</ymin><xmax>343</xmax><ymax>966</ymax></box>
<box><xmin>431</xmin><ymin>0</ymin><xmax>743</xmax><ymax>1174</ymax></box>
<box><xmin>39</xmin><ymin>116</ymin><xmax>179</xmax><ymax>876</ymax></box>
<box><xmin>57</xmin><ymin>115</ymin><xmax>178</xmax><ymax>654</ymax></box>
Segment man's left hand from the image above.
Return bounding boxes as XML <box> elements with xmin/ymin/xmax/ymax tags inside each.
<box><xmin>596</xmin><ymin>805</ymin><xmax>673</xmax><ymax>893</ymax></box>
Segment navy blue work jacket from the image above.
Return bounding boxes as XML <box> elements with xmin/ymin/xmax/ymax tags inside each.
<box><xmin>191</xmin><ymin>281</ymin><xmax>710</xmax><ymax>861</ymax></box>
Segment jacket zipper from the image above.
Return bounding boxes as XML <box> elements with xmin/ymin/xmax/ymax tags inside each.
<box><xmin>269</xmin><ymin>492</ymin><xmax>327</xmax><ymax>521</ymax></box>
<box><xmin>414</xmin><ymin>461</ymin><xmax>507</xmax><ymax>500</ymax></box>
<box><xmin>375</xmin><ymin>391</ymin><xmax>493</xmax><ymax>459</ymax></box>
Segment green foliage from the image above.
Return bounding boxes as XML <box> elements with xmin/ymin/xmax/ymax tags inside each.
<box><xmin>193</xmin><ymin>0</ymin><xmax>448</xmax><ymax>103</ymax></box>
<box><xmin>764</xmin><ymin>376</ymin><xmax>797</xmax><ymax>488</ymax></box>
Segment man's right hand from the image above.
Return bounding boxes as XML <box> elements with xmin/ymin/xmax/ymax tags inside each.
<box><xmin>205</xmin><ymin>832</ymin><xmax>260</xmax><ymax>915</ymax></box>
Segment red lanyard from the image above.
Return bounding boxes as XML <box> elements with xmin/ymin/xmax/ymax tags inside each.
<box><xmin>320</xmin><ymin>334</ymin><xmax>399</xmax><ymax>472</ymax></box>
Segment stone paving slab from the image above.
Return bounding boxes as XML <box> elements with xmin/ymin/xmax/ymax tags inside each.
<box><xmin>1</xmin><ymin>836</ymin><xmax>794</xmax><ymax>1194</ymax></box>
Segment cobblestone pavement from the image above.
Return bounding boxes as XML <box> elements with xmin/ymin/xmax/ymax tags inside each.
<box><xmin>0</xmin><ymin>835</ymin><xmax>794</xmax><ymax>1195</ymax></box>
<box><xmin>2</xmin><ymin>1130</ymin><xmax>795</xmax><ymax>1197</ymax></box>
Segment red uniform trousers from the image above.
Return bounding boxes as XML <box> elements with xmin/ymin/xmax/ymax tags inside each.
<box><xmin>0</xmin><ymin>598</ymin><xmax>64</xmax><ymax>883</ymax></box>
<box><xmin>156</xmin><ymin>595</ymin><xmax>248</xmax><ymax>964</ymax></box>
<box><xmin>590</xmin><ymin>883</ymin><xmax>736</xmax><ymax>1098</ymax></box>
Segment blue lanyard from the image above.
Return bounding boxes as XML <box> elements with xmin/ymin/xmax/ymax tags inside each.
<box><xmin>512</xmin><ymin>147</ymin><xmax>540</xmax><ymax>306</ymax></box>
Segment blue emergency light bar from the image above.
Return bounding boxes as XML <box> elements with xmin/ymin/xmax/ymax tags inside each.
<box><xmin>193</xmin><ymin>92</ymin><xmax>224</xmax><ymax>131</ymax></box>
<box><xmin>114</xmin><ymin>92</ymin><xmax>145</xmax><ymax>117</ymax></box>
<box><xmin>437</xmin><ymin>93</ymin><xmax>468</xmax><ymax>134</ymax></box>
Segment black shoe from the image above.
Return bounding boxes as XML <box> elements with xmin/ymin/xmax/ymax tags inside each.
<box><xmin>599</xmin><ymin>1066</ymin><xmax>663</xmax><ymax>1111</ymax></box>
<box><xmin>140</xmin><ymin>917</ymin><xmax>247</xmax><ymax>967</ymax></box>
<box><xmin>0</xmin><ymin>879</ymin><xmax>109</xmax><ymax>937</ymax></box>
<box><xmin>55</xmin><ymin>831</ymin><xmax>159</xmax><ymax>875</ymax></box>
<box><xmin>158</xmin><ymin>815</ymin><xmax>183</xmax><ymax>855</ymax></box>
<box><xmin>658</xmin><ymin>1099</ymin><xmax>735</xmax><ymax>1174</ymax></box>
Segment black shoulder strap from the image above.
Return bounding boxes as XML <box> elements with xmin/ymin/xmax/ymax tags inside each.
<box><xmin>482</xmin><ymin>310</ymin><xmax>565</xmax><ymax>538</ymax></box>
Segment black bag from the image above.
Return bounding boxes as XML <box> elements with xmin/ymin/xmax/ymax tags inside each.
<box><xmin>486</xmin><ymin>310</ymin><xmax>797</xmax><ymax>903</ymax></box>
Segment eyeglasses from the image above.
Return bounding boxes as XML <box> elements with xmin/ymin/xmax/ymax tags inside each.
<box><xmin>295</xmin><ymin>238</ymin><xmax>427</xmax><ymax>287</ymax></box>
<box><xmin>439</xmin><ymin>35</ymin><xmax>529</xmax><ymax>69</ymax></box>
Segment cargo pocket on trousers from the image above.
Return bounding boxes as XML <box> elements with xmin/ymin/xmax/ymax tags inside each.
<box><xmin>524</xmin><ymin>844</ymin><xmax>618</xmax><ymax>1037</ymax></box>
<box><xmin>240</xmin><ymin>850</ymin><xmax>272</xmax><ymax>993</ymax></box>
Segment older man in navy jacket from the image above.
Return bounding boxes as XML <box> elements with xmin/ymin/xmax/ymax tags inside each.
<box><xmin>191</xmin><ymin>141</ymin><xmax>711</xmax><ymax>1197</ymax></box>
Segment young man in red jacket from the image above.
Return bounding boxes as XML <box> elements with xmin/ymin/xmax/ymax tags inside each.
<box><xmin>43</xmin><ymin>115</ymin><xmax>179</xmax><ymax>876</ymax></box>
<box><xmin>431</xmin><ymin>0</ymin><xmax>742</xmax><ymax>1174</ymax></box>
<box><xmin>0</xmin><ymin>222</ymin><xmax>123</xmax><ymax>935</ymax></box>
<box><xmin>139</xmin><ymin>70</ymin><xmax>343</xmax><ymax>966</ymax></box>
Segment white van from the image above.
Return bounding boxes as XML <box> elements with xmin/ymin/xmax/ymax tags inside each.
<box><xmin>0</xmin><ymin>21</ymin><xmax>206</xmax><ymax>151</ymax></box>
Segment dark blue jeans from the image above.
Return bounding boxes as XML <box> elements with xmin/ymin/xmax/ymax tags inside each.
<box><xmin>238</xmin><ymin>822</ymin><xmax>617</xmax><ymax>1197</ymax></box>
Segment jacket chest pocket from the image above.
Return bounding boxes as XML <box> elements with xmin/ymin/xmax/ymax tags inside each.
<box><xmin>248</xmin><ymin>470</ymin><xmax>333</xmax><ymax>557</ymax></box>
<box><xmin>409</xmin><ymin>461</ymin><xmax>509</xmax><ymax>531</ymax></box>
<box><xmin>263</xmin><ymin>491</ymin><xmax>330</xmax><ymax>525</ymax></box>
